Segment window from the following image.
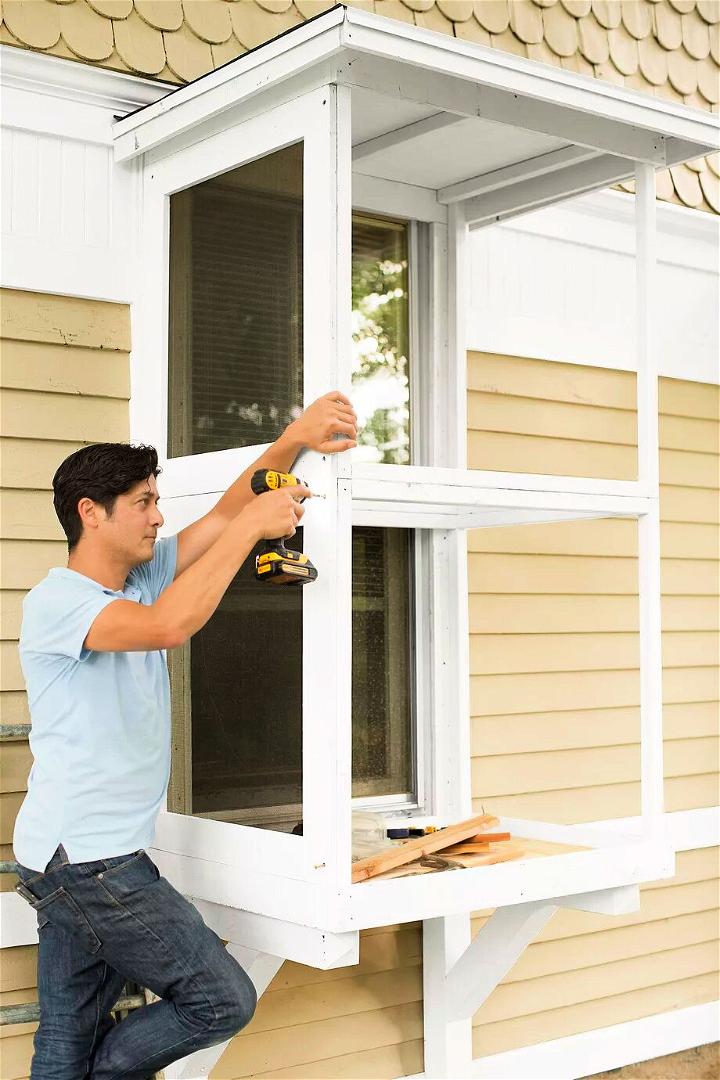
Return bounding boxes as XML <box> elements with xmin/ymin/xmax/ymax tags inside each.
<box><xmin>167</xmin><ymin>157</ymin><xmax>416</xmax><ymax>828</ymax></box>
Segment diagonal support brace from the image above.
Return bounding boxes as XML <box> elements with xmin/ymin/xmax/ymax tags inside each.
<box><xmin>446</xmin><ymin>901</ymin><xmax>557</xmax><ymax>1022</ymax></box>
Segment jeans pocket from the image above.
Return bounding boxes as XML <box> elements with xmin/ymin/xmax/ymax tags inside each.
<box><xmin>15</xmin><ymin>882</ymin><xmax>102</xmax><ymax>952</ymax></box>
<box><xmin>96</xmin><ymin>850</ymin><xmax>160</xmax><ymax>901</ymax></box>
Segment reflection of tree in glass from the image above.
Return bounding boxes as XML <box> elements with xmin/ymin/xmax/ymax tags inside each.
<box><xmin>352</xmin><ymin>247</ymin><xmax>410</xmax><ymax>466</ymax></box>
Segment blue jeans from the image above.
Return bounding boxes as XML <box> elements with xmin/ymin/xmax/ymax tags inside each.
<box><xmin>14</xmin><ymin>844</ymin><xmax>258</xmax><ymax>1079</ymax></box>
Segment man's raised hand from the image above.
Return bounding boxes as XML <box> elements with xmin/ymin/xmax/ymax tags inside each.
<box><xmin>289</xmin><ymin>391</ymin><xmax>358</xmax><ymax>454</ymax></box>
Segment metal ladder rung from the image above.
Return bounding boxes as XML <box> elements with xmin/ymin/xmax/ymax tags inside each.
<box><xmin>0</xmin><ymin>725</ymin><xmax>31</xmax><ymax>740</ymax></box>
<box><xmin>0</xmin><ymin>989</ymin><xmax>147</xmax><ymax>1026</ymax></box>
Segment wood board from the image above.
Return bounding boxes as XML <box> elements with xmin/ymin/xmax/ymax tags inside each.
<box><xmin>365</xmin><ymin>836</ymin><xmax>591</xmax><ymax>882</ymax></box>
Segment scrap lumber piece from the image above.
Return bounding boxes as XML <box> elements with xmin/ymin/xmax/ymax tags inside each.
<box><xmin>438</xmin><ymin>845</ymin><xmax>526</xmax><ymax>869</ymax></box>
<box><xmin>352</xmin><ymin>814</ymin><xmax>499</xmax><ymax>883</ymax></box>
<box><xmin>441</xmin><ymin>832</ymin><xmax>511</xmax><ymax>853</ymax></box>
<box><xmin>439</xmin><ymin>843</ymin><xmax>491</xmax><ymax>856</ymax></box>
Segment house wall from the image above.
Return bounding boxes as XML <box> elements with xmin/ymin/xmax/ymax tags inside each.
<box><xmin>2</xmin><ymin>307</ymin><xmax>717</xmax><ymax>1079</ymax></box>
<box><xmin>465</xmin><ymin>354</ymin><xmax>719</xmax><ymax>1062</ymax></box>
<box><xmin>0</xmin><ymin>48</ymin><xmax>717</xmax><ymax>1080</ymax></box>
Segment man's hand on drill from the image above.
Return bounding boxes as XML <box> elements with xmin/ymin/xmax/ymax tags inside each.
<box><xmin>288</xmin><ymin>391</ymin><xmax>358</xmax><ymax>454</ymax></box>
<box><xmin>242</xmin><ymin>486</ymin><xmax>312</xmax><ymax>541</ymax></box>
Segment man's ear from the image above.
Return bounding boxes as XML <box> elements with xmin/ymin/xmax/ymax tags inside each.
<box><xmin>77</xmin><ymin>497</ymin><xmax>100</xmax><ymax>530</ymax></box>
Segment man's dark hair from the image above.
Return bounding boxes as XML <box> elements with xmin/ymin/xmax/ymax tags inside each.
<box><xmin>53</xmin><ymin>443</ymin><xmax>162</xmax><ymax>554</ymax></box>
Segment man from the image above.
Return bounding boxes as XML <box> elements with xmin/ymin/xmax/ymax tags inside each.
<box><xmin>13</xmin><ymin>391</ymin><xmax>358</xmax><ymax>1079</ymax></box>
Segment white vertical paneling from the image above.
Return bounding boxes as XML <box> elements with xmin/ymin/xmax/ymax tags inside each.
<box><xmin>0</xmin><ymin>127</ymin><xmax>12</xmax><ymax>235</ymax></box>
<box><xmin>60</xmin><ymin>140</ymin><xmax>86</xmax><ymax>243</ymax></box>
<box><xmin>84</xmin><ymin>142</ymin><xmax>110</xmax><ymax>245</ymax></box>
<box><xmin>11</xmin><ymin>130</ymin><xmax>39</xmax><ymax>234</ymax></box>
<box><xmin>466</xmin><ymin>190</ymin><xmax>718</xmax><ymax>385</ymax></box>
<box><xmin>0</xmin><ymin>51</ymin><xmax>167</xmax><ymax>301</ymax></box>
<box><xmin>37</xmin><ymin>133</ymin><xmax>63</xmax><ymax>239</ymax></box>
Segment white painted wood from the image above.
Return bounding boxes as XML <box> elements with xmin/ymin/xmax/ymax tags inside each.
<box><xmin>3</xmin><ymin>805</ymin><xmax>712</xmax><ymax>950</ymax></box>
<box><xmin>446</xmin><ymin>901</ymin><xmax>557</xmax><ymax>1022</ymax></box>
<box><xmin>352</xmin><ymin>506</ymin><xmax>622</xmax><ymax>529</ymax></box>
<box><xmin>639</xmin><ymin>500</ymin><xmax>666</xmax><ymax>825</ymax></box>
<box><xmin>352</xmin><ymin>172</ymin><xmax>447</xmax><ymax>223</ymax></box>
<box><xmin>438</xmin><ymin>146</ymin><xmax>599</xmax><ymax>204</ymax></box>
<box><xmin>111</xmin><ymin>7</ymin><xmax>717</xmax><ymax>170</ymax></box>
<box><xmin>299</xmin><ymin>84</ymin><xmax>354</xmax><ymax>933</ymax></box>
<box><xmin>0</xmin><ymin>55</ymin><xmax>155</xmax><ymax>303</ymax></box>
<box><xmin>466</xmin><ymin>190</ymin><xmax>719</xmax><ymax>386</ymax></box>
<box><xmin>149</xmin><ymin>846</ymin><xmax>322</xmax><ymax>928</ymax></box>
<box><xmin>556</xmin><ymin>884</ymin><xmax>640</xmax><ymax>915</ymax></box>
<box><xmin>352</xmin><ymin>111</ymin><xmax>462</xmax><ymax>162</ymax></box>
<box><xmin>152</xmin><ymin>810</ymin><xmax>306</xmax><ymax>880</ymax></box>
<box><xmin>464</xmin><ymin>153</ymin><xmax>638</xmax><ymax>229</ymax></box>
<box><xmin>636</xmin><ymin>162</ymin><xmax>660</xmax><ymax>495</ymax></box>
<box><xmin>113</xmin><ymin>14</ymin><xmax>346</xmax><ymax>162</ymax></box>
<box><xmin>635</xmin><ymin>163</ymin><xmax>665</xmax><ymax>833</ymax></box>
<box><xmin>469</xmin><ymin>1001</ymin><xmax>720</xmax><ymax>1080</ymax></box>
<box><xmin>340</xmin><ymin>830</ymin><xmax>673</xmax><ymax>932</ymax></box>
<box><xmin>340</xmin><ymin>12</ymin><xmax>716</xmax><ymax>157</ymax></box>
<box><xmin>353</xmin><ymin>463</ymin><xmax>653</xmax><ymax>499</ymax></box>
<box><xmin>423</xmin><ymin>914</ymin><xmax>474</xmax><ymax>1079</ymax></box>
<box><xmin>427</xmin><ymin>201</ymin><xmax>472</xmax><ymax>827</ymax></box>
<box><xmin>188</xmin><ymin>898</ymin><xmax>359</xmax><ymax>969</ymax></box>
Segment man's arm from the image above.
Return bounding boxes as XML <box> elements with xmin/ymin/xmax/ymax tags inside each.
<box><xmin>174</xmin><ymin>391</ymin><xmax>357</xmax><ymax>578</ymax></box>
<box><xmin>84</xmin><ymin>486</ymin><xmax>311</xmax><ymax>653</ymax></box>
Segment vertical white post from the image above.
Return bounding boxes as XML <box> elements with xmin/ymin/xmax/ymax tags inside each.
<box><xmin>423</xmin><ymin>199</ymin><xmax>473</xmax><ymax>1079</ymax></box>
<box><xmin>635</xmin><ymin>163</ymin><xmax>664</xmax><ymax>829</ymax></box>
<box><xmin>431</xmin><ymin>199</ymin><xmax>472</xmax><ymax>825</ymax></box>
<box><xmin>301</xmin><ymin>83</ymin><xmax>353</xmax><ymax>930</ymax></box>
<box><xmin>423</xmin><ymin>915</ymin><xmax>474</xmax><ymax>1079</ymax></box>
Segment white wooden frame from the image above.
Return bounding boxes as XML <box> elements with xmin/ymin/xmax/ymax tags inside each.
<box><xmin>110</xmin><ymin>6</ymin><xmax>707</xmax><ymax>985</ymax></box>
<box><xmin>134</xmin><ymin>85</ymin><xmax>357</xmax><ymax>932</ymax></box>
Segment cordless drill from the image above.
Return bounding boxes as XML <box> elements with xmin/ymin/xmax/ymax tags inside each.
<box><xmin>250</xmin><ymin>469</ymin><xmax>318</xmax><ymax>585</ymax></box>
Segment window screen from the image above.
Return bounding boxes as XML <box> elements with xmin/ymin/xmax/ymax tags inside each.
<box><xmin>168</xmin><ymin>142</ymin><xmax>303</xmax><ymax>459</ymax></box>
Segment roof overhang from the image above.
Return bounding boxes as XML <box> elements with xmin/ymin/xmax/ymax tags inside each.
<box><xmin>112</xmin><ymin>3</ymin><xmax>719</xmax><ymax>224</ymax></box>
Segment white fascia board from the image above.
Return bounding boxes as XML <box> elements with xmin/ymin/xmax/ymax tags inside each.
<box><xmin>110</xmin><ymin>6</ymin><xmax>717</xmax><ymax>168</ymax></box>
<box><xmin>0</xmin><ymin>43</ymin><xmax>170</xmax><ymax>116</ymax></box>
<box><xmin>112</xmin><ymin>8</ymin><xmax>346</xmax><ymax>161</ymax></box>
<box><xmin>341</xmin><ymin>7</ymin><xmax>719</xmax><ymax>162</ymax></box>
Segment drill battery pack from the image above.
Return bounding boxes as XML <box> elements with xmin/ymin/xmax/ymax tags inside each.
<box><xmin>256</xmin><ymin>547</ymin><xmax>318</xmax><ymax>585</ymax></box>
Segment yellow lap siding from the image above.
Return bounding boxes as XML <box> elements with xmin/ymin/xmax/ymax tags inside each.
<box><xmin>1</xmin><ymin>489</ymin><xmax>80</xmax><ymax>541</ymax></box>
<box><xmin>0</xmin><ymin>287</ymin><xmax>130</xmax><ymax>874</ymax></box>
<box><xmin>0</xmin><ymin>388</ymin><xmax>129</xmax><ymax>442</ymax></box>
<box><xmin>469</xmin><ymin>354</ymin><xmax>719</xmax><ymax>831</ymax></box>
<box><xmin>1</xmin><ymin>339</ymin><xmax>130</xmax><ymax>399</ymax></box>
<box><xmin>472</xmin><ymin>973</ymin><xmax>719</xmax><ymax>1058</ymax></box>
<box><xmin>0</xmin><ymin>289</ymin><xmax>130</xmax><ymax>351</ymax></box>
<box><xmin>0</xmin><ymin>438</ymin><xmax>93</xmax><ymax>490</ymax></box>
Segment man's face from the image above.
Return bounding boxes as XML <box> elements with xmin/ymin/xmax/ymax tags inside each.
<box><xmin>94</xmin><ymin>474</ymin><xmax>164</xmax><ymax>565</ymax></box>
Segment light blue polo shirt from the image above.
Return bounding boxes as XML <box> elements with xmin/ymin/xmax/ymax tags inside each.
<box><xmin>13</xmin><ymin>534</ymin><xmax>179</xmax><ymax>872</ymax></box>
